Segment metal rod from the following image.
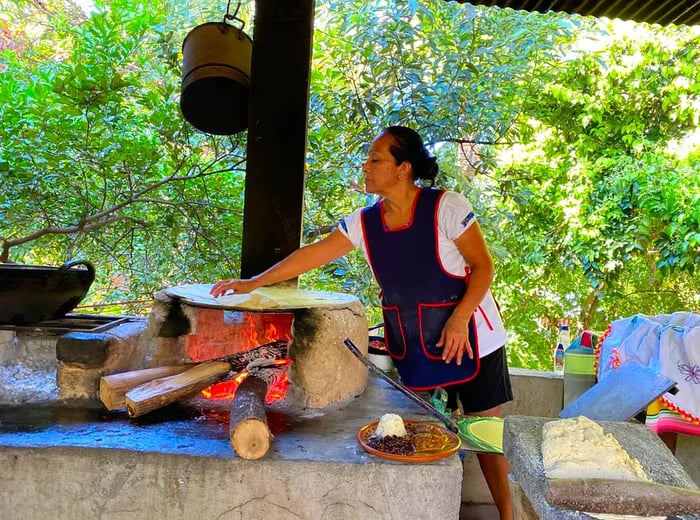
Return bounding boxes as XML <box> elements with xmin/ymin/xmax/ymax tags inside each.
<box><xmin>343</xmin><ymin>337</ymin><xmax>458</xmax><ymax>432</ymax></box>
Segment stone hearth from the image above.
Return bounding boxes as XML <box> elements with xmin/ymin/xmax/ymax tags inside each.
<box><xmin>145</xmin><ymin>287</ymin><xmax>369</xmax><ymax>409</ymax></box>
<box><xmin>0</xmin><ymin>376</ymin><xmax>463</xmax><ymax>520</ymax></box>
<box><xmin>6</xmin><ymin>287</ymin><xmax>370</xmax><ymax>411</ymax></box>
<box><xmin>0</xmin><ymin>289</ymin><xmax>466</xmax><ymax>519</ymax></box>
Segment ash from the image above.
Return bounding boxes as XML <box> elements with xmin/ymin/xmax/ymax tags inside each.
<box><xmin>0</xmin><ymin>365</ymin><xmax>58</xmax><ymax>404</ymax></box>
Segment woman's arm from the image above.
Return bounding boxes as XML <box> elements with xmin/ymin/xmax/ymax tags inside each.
<box><xmin>437</xmin><ymin>220</ymin><xmax>495</xmax><ymax>365</ymax></box>
<box><xmin>210</xmin><ymin>229</ymin><xmax>354</xmax><ymax>297</ymax></box>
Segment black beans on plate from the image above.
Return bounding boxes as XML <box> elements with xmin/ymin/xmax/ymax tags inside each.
<box><xmin>367</xmin><ymin>434</ymin><xmax>416</xmax><ymax>456</ymax></box>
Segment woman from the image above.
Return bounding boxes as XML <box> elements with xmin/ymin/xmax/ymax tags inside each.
<box><xmin>211</xmin><ymin>126</ymin><xmax>513</xmax><ymax>519</ymax></box>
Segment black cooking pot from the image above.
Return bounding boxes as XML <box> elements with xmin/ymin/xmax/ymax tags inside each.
<box><xmin>0</xmin><ymin>259</ymin><xmax>96</xmax><ymax>325</ymax></box>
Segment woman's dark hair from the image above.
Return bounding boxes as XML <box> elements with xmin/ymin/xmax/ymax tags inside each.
<box><xmin>382</xmin><ymin>125</ymin><xmax>439</xmax><ymax>187</ymax></box>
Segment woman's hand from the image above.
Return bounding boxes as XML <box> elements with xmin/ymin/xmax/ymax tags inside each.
<box><xmin>436</xmin><ymin>313</ymin><xmax>474</xmax><ymax>365</ymax></box>
<box><xmin>209</xmin><ymin>230</ymin><xmax>355</xmax><ymax>299</ymax></box>
<box><xmin>209</xmin><ymin>277</ymin><xmax>260</xmax><ymax>298</ymax></box>
<box><xmin>435</xmin><ymin>220</ymin><xmax>493</xmax><ymax>366</ymax></box>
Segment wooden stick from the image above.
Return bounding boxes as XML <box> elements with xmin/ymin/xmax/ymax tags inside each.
<box><xmin>100</xmin><ymin>365</ymin><xmax>195</xmax><ymax>411</ymax></box>
<box><xmin>229</xmin><ymin>375</ymin><xmax>271</xmax><ymax>460</ymax></box>
<box><xmin>100</xmin><ymin>339</ymin><xmax>290</xmax><ymax>414</ymax></box>
<box><xmin>124</xmin><ymin>361</ymin><xmax>232</xmax><ymax>417</ymax></box>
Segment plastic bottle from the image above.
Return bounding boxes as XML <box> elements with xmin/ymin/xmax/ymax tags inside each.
<box><xmin>553</xmin><ymin>343</ymin><xmax>565</xmax><ymax>373</ymax></box>
<box><xmin>553</xmin><ymin>324</ymin><xmax>570</xmax><ymax>374</ymax></box>
<box><xmin>559</xmin><ymin>324</ymin><xmax>571</xmax><ymax>348</ymax></box>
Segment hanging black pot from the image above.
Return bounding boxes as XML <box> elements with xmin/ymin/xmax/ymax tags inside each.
<box><xmin>0</xmin><ymin>259</ymin><xmax>96</xmax><ymax>325</ymax></box>
<box><xmin>180</xmin><ymin>18</ymin><xmax>252</xmax><ymax>135</ymax></box>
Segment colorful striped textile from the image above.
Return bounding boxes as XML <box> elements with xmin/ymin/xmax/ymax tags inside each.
<box><xmin>646</xmin><ymin>398</ymin><xmax>700</xmax><ymax>435</ymax></box>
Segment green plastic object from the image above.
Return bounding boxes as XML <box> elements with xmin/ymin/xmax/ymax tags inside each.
<box><xmin>563</xmin><ymin>331</ymin><xmax>600</xmax><ymax>407</ymax></box>
<box><xmin>430</xmin><ymin>387</ymin><xmax>504</xmax><ymax>454</ymax></box>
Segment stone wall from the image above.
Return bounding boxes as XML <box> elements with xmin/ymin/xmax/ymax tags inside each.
<box><xmin>56</xmin><ymin>319</ymin><xmax>150</xmax><ymax>401</ymax></box>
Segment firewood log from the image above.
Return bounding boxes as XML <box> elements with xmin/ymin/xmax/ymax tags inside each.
<box><xmin>229</xmin><ymin>375</ymin><xmax>271</xmax><ymax>460</ymax></box>
<box><xmin>124</xmin><ymin>361</ymin><xmax>232</xmax><ymax>417</ymax></box>
<box><xmin>100</xmin><ymin>365</ymin><xmax>195</xmax><ymax>411</ymax></box>
<box><xmin>99</xmin><ymin>339</ymin><xmax>289</xmax><ymax>414</ymax></box>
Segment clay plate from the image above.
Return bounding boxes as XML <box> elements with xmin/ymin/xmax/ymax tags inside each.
<box><xmin>357</xmin><ymin>420</ymin><xmax>461</xmax><ymax>462</ymax></box>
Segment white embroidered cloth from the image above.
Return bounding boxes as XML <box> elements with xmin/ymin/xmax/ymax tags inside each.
<box><xmin>597</xmin><ymin>312</ymin><xmax>700</xmax><ymax>422</ymax></box>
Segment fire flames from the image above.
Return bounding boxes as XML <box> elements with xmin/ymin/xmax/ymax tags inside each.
<box><xmin>201</xmin><ymin>357</ymin><xmax>293</xmax><ymax>402</ymax></box>
<box><xmin>201</xmin><ymin>312</ymin><xmax>293</xmax><ymax>402</ymax></box>
<box><xmin>239</xmin><ymin>312</ymin><xmax>292</xmax><ymax>349</ymax></box>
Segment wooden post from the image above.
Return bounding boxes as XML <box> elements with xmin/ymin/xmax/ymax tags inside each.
<box><xmin>229</xmin><ymin>375</ymin><xmax>271</xmax><ymax>459</ymax></box>
<box><xmin>240</xmin><ymin>0</ymin><xmax>315</xmax><ymax>278</ymax></box>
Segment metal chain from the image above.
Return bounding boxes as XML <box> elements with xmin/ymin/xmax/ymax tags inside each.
<box><xmin>223</xmin><ymin>0</ymin><xmax>245</xmax><ymax>30</ymax></box>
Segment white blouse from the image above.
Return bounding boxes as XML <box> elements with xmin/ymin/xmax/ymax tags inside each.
<box><xmin>338</xmin><ymin>190</ymin><xmax>508</xmax><ymax>357</ymax></box>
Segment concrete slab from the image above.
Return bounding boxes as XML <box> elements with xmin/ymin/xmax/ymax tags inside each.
<box><xmin>0</xmin><ymin>376</ymin><xmax>463</xmax><ymax>520</ymax></box>
<box><xmin>503</xmin><ymin>415</ymin><xmax>700</xmax><ymax>519</ymax></box>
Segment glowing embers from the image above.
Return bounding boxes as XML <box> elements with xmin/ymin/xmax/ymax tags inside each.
<box><xmin>196</xmin><ymin>309</ymin><xmax>294</xmax><ymax>402</ymax></box>
<box><xmin>201</xmin><ymin>357</ymin><xmax>293</xmax><ymax>403</ymax></box>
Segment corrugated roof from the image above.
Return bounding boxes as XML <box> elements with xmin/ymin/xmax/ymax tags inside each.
<box><xmin>446</xmin><ymin>0</ymin><xmax>700</xmax><ymax>26</ymax></box>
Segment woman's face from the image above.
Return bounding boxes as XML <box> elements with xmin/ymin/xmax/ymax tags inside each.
<box><xmin>362</xmin><ymin>132</ymin><xmax>404</xmax><ymax>195</ymax></box>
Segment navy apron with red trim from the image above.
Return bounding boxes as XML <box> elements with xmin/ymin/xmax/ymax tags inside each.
<box><xmin>361</xmin><ymin>188</ymin><xmax>479</xmax><ymax>390</ymax></box>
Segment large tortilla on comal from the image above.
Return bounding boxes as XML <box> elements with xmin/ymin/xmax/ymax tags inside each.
<box><xmin>164</xmin><ymin>283</ymin><xmax>357</xmax><ymax>311</ymax></box>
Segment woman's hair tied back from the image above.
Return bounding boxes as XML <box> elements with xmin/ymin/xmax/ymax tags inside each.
<box><xmin>383</xmin><ymin>125</ymin><xmax>439</xmax><ymax>187</ymax></box>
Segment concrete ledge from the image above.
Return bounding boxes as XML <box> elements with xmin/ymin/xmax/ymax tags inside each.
<box><xmin>0</xmin><ymin>376</ymin><xmax>463</xmax><ymax>520</ymax></box>
<box><xmin>56</xmin><ymin>332</ymin><xmax>112</xmax><ymax>365</ymax></box>
<box><xmin>0</xmin><ymin>446</ymin><xmax>462</xmax><ymax>520</ymax></box>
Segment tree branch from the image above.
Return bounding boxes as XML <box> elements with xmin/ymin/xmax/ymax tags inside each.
<box><xmin>1</xmin><ymin>155</ymin><xmax>246</xmax><ymax>262</ymax></box>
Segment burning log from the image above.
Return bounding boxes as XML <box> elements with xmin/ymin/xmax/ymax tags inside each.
<box><xmin>228</xmin><ymin>359</ymin><xmax>292</xmax><ymax>459</ymax></box>
<box><xmin>98</xmin><ymin>339</ymin><xmax>289</xmax><ymax>417</ymax></box>
<box><xmin>125</xmin><ymin>361</ymin><xmax>232</xmax><ymax>417</ymax></box>
<box><xmin>229</xmin><ymin>375</ymin><xmax>271</xmax><ymax>460</ymax></box>
<box><xmin>100</xmin><ymin>365</ymin><xmax>195</xmax><ymax>411</ymax></box>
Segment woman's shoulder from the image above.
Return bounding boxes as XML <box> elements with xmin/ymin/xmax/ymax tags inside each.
<box><xmin>437</xmin><ymin>190</ymin><xmax>476</xmax><ymax>238</ymax></box>
<box><xmin>361</xmin><ymin>197</ymin><xmax>383</xmax><ymax>213</ymax></box>
<box><xmin>339</xmin><ymin>207</ymin><xmax>367</xmax><ymax>248</ymax></box>
<box><xmin>438</xmin><ymin>190</ymin><xmax>473</xmax><ymax>211</ymax></box>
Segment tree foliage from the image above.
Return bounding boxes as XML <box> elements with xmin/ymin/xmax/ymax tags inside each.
<box><xmin>1</xmin><ymin>0</ymin><xmax>698</xmax><ymax>369</ymax></box>
<box><xmin>0</xmin><ymin>0</ymin><xmax>249</xmax><ymax>306</ymax></box>
<box><xmin>305</xmin><ymin>3</ymin><xmax>700</xmax><ymax>367</ymax></box>
<box><xmin>491</xmin><ymin>21</ymin><xmax>700</xmax><ymax>364</ymax></box>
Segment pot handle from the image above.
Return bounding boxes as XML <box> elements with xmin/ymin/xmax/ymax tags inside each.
<box><xmin>58</xmin><ymin>258</ymin><xmax>96</xmax><ymax>277</ymax></box>
<box><xmin>46</xmin><ymin>259</ymin><xmax>96</xmax><ymax>290</ymax></box>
